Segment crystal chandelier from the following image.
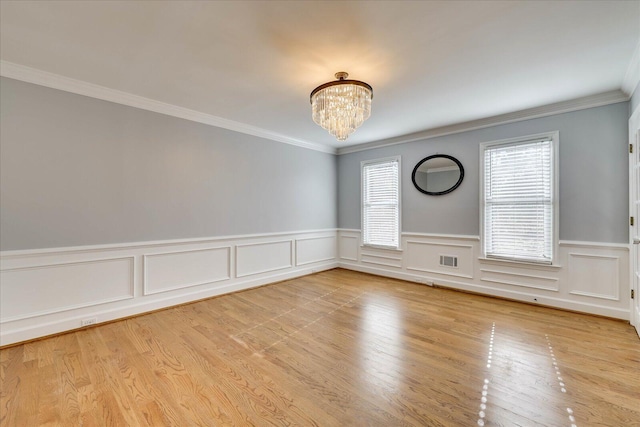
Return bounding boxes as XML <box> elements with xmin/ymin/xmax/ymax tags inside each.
<box><xmin>310</xmin><ymin>72</ymin><xmax>373</xmax><ymax>141</ymax></box>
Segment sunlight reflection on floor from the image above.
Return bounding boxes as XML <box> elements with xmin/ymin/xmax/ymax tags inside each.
<box><xmin>478</xmin><ymin>325</ymin><xmax>579</xmax><ymax>426</ymax></box>
<box><xmin>361</xmin><ymin>295</ymin><xmax>403</xmax><ymax>392</ymax></box>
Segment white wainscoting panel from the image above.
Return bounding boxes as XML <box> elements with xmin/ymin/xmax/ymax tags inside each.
<box><xmin>361</xmin><ymin>251</ymin><xmax>403</xmax><ymax>268</ymax></box>
<box><xmin>405</xmin><ymin>240</ymin><xmax>474</xmax><ymax>279</ymax></box>
<box><xmin>337</xmin><ymin>230</ymin><xmax>630</xmax><ymax>320</ymax></box>
<box><xmin>1</xmin><ymin>230</ymin><xmax>628</xmax><ymax>345</ymax></box>
<box><xmin>296</xmin><ymin>236</ymin><xmax>336</xmax><ymax>266</ymax></box>
<box><xmin>339</xmin><ymin>234</ymin><xmax>359</xmax><ymax>261</ymax></box>
<box><xmin>568</xmin><ymin>253</ymin><xmax>620</xmax><ymax>300</ymax></box>
<box><xmin>143</xmin><ymin>247</ymin><xmax>231</xmax><ymax>295</ymax></box>
<box><xmin>0</xmin><ymin>230</ymin><xmax>337</xmax><ymax>346</ymax></box>
<box><xmin>479</xmin><ymin>268</ymin><xmax>559</xmax><ymax>291</ymax></box>
<box><xmin>236</xmin><ymin>240</ymin><xmax>293</xmax><ymax>278</ymax></box>
<box><xmin>0</xmin><ymin>257</ymin><xmax>134</xmax><ymax>322</ymax></box>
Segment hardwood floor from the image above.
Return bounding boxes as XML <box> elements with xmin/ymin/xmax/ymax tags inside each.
<box><xmin>1</xmin><ymin>268</ymin><xmax>639</xmax><ymax>426</ymax></box>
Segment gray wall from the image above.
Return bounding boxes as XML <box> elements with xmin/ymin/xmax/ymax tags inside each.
<box><xmin>1</xmin><ymin>76</ymin><xmax>631</xmax><ymax>250</ymax></box>
<box><xmin>631</xmin><ymin>81</ymin><xmax>640</xmax><ymax>115</ymax></box>
<box><xmin>338</xmin><ymin>102</ymin><xmax>629</xmax><ymax>243</ymax></box>
<box><xmin>0</xmin><ymin>78</ymin><xmax>337</xmax><ymax>250</ymax></box>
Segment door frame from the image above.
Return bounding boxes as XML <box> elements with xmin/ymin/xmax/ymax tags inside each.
<box><xmin>629</xmin><ymin>106</ymin><xmax>640</xmax><ymax>338</ymax></box>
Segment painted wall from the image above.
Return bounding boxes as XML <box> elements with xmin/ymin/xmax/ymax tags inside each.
<box><xmin>631</xmin><ymin>81</ymin><xmax>640</xmax><ymax>115</ymax></box>
<box><xmin>338</xmin><ymin>102</ymin><xmax>629</xmax><ymax>244</ymax></box>
<box><xmin>0</xmin><ymin>77</ymin><xmax>337</xmax><ymax>251</ymax></box>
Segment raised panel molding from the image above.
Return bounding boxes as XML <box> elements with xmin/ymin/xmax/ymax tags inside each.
<box><xmin>0</xmin><ymin>230</ymin><xmax>629</xmax><ymax>344</ymax></box>
<box><xmin>405</xmin><ymin>240</ymin><xmax>474</xmax><ymax>279</ymax></box>
<box><xmin>143</xmin><ymin>247</ymin><xmax>231</xmax><ymax>295</ymax></box>
<box><xmin>296</xmin><ymin>236</ymin><xmax>336</xmax><ymax>266</ymax></box>
<box><xmin>0</xmin><ymin>257</ymin><xmax>135</xmax><ymax>322</ymax></box>
<box><xmin>338</xmin><ymin>235</ymin><xmax>359</xmax><ymax>261</ymax></box>
<box><xmin>236</xmin><ymin>240</ymin><xmax>293</xmax><ymax>278</ymax></box>
<box><xmin>568</xmin><ymin>253</ymin><xmax>620</xmax><ymax>300</ymax></box>
<box><xmin>337</xmin><ymin>231</ymin><xmax>630</xmax><ymax>320</ymax></box>
<box><xmin>361</xmin><ymin>252</ymin><xmax>403</xmax><ymax>268</ymax></box>
<box><xmin>0</xmin><ymin>230</ymin><xmax>338</xmax><ymax>345</ymax></box>
<box><xmin>479</xmin><ymin>268</ymin><xmax>559</xmax><ymax>292</ymax></box>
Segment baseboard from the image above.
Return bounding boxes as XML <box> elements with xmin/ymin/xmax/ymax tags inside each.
<box><xmin>337</xmin><ymin>229</ymin><xmax>630</xmax><ymax>321</ymax></box>
<box><xmin>1</xmin><ymin>262</ymin><xmax>337</xmax><ymax>346</ymax></box>
<box><xmin>338</xmin><ymin>262</ymin><xmax>628</xmax><ymax>320</ymax></box>
<box><xmin>1</xmin><ymin>229</ymin><xmax>338</xmax><ymax>346</ymax></box>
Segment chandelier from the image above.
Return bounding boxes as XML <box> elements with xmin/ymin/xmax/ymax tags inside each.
<box><xmin>310</xmin><ymin>72</ymin><xmax>373</xmax><ymax>141</ymax></box>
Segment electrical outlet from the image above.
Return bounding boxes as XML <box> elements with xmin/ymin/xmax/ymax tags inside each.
<box><xmin>81</xmin><ymin>318</ymin><xmax>97</xmax><ymax>327</ymax></box>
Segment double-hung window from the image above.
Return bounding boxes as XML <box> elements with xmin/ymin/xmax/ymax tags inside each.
<box><xmin>480</xmin><ymin>132</ymin><xmax>558</xmax><ymax>264</ymax></box>
<box><xmin>362</xmin><ymin>156</ymin><xmax>401</xmax><ymax>249</ymax></box>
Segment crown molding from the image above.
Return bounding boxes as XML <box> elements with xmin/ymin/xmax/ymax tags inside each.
<box><xmin>622</xmin><ymin>41</ymin><xmax>640</xmax><ymax>96</ymax></box>
<box><xmin>337</xmin><ymin>90</ymin><xmax>629</xmax><ymax>155</ymax></box>
<box><xmin>1</xmin><ymin>60</ymin><xmax>631</xmax><ymax>157</ymax></box>
<box><xmin>0</xmin><ymin>61</ymin><xmax>336</xmax><ymax>155</ymax></box>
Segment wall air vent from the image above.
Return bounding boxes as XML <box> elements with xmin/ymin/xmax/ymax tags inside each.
<box><xmin>439</xmin><ymin>255</ymin><xmax>458</xmax><ymax>268</ymax></box>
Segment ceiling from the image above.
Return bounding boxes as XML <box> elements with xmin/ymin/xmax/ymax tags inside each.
<box><xmin>1</xmin><ymin>1</ymin><xmax>639</xmax><ymax>152</ymax></box>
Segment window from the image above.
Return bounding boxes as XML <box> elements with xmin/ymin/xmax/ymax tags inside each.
<box><xmin>362</xmin><ymin>156</ymin><xmax>401</xmax><ymax>249</ymax></box>
<box><xmin>480</xmin><ymin>132</ymin><xmax>558</xmax><ymax>264</ymax></box>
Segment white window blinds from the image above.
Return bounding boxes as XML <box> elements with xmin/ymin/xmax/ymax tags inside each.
<box><xmin>483</xmin><ymin>139</ymin><xmax>554</xmax><ymax>264</ymax></box>
<box><xmin>362</xmin><ymin>158</ymin><xmax>400</xmax><ymax>248</ymax></box>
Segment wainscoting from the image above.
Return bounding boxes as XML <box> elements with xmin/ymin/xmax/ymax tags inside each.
<box><xmin>0</xmin><ymin>230</ymin><xmax>337</xmax><ymax>346</ymax></box>
<box><xmin>1</xmin><ymin>228</ymin><xmax>631</xmax><ymax>345</ymax></box>
<box><xmin>338</xmin><ymin>229</ymin><xmax>630</xmax><ymax>320</ymax></box>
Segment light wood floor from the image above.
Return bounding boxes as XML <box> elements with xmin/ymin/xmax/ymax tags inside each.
<box><xmin>1</xmin><ymin>269</ymin><xmax>639</xmax><ymax>426</ymax></box>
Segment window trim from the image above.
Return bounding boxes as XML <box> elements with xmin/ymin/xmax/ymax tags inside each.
<box><xmin>361</xmin><ymin>155</ymin><xmax>402</xmax><ymax>250</ymax></box>
<box><xmin>479</xmin><ymin>131</ymin><xmax>559</xmax><ymax>266</ymax></box>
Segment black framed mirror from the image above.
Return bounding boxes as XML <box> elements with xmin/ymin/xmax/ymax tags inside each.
<box><xmin>411</xmin><ymin>154</ymin><xmax>464</xmax><ymax>195</ymax></box>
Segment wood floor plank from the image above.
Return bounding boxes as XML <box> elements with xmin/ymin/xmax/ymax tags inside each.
<box><xmin>1</xmin><ymin>268</ymin><xmax>639</xmax><ymax>426</ymax></box>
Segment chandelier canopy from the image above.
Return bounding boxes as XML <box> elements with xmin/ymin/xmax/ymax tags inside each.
<box><xmin>310</xmin><ymin>72</ymin><xmax>373</xmax><ymax>141</ymax></box>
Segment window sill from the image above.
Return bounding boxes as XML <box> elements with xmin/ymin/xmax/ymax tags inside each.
<box><xmin>478</xmin><ymin>257</ymin><xmax>562</xmax><ymax>270</ymax></box>
<box><xmin>361</xmin><ymin>244</ymin><xmax>403</xmax><ymax>252</ymax></box>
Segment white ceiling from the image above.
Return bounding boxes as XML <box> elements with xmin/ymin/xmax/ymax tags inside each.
<box><xmin>1</xmin><ymin>1</ymin><xmax>639</xmax><ymax>152</ymax></box>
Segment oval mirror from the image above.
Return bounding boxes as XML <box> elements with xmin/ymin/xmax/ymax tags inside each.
<box><xmin>411</xmin><ymin>154</ymin><xmax>464</xmax><ymax>195</ymax></box>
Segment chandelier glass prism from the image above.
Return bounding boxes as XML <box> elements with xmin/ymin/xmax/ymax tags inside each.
<box><xmin>310</xmin><ymin>72</ymin><xmax>373</xmax><ymax>141</ymax></box>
